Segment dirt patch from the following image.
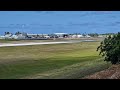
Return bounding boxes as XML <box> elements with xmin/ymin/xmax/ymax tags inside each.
<box><xmin>83</xmin><ymin>65</ymin><xmax>120</xmax><ymax>79</ymax></box>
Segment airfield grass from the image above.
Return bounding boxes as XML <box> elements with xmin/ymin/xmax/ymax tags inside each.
<box><xmin>0</xmin><ymin>42</ymin><xmax>111</xmax><ymax>79</ymax></box>
<box><xmin>0</xmin><ymin>39</ymin><xmax>52</xmax><ymax>43</ymax></box>
<box><xmin>0</xmin><ymin>38</ymin><xmax>74</xmax><ymax>43</ymax></box>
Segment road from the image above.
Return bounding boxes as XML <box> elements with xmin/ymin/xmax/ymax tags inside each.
<box><xmin>0</xmin><ymin>40</ymin><xmax>96</xmax><ymax>47</ymax></box>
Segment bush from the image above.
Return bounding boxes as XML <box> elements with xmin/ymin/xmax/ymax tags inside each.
<box><xmin>97</xmin><ymin>32</ymin><xmax>120</xmax><ymax>64</ymax></box>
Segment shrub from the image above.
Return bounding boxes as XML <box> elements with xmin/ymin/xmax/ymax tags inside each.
<box><xmin>97</xmin><ymin>32</ymin><xmax>120</xmax><ymax>64</ymax></box>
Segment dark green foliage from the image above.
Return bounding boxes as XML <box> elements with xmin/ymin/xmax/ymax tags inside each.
<box><xmin>97</xmin><ymin>32</ymin><xmax>120</xmax><ymax>64</ymax></box>
<box><xmin>82</xmin><ymin>33</ymin><xmax>86</xmax><ymax>37</ymax></box>
<box><xmin>5</xmin><ymin>32</ymin><xmax>11</xmax><ymax>35</ymax></box>
<box><xmin>88</xmin><ymin>33</ymin><xmax>99</xmax><ymax>37</ymax></box>
<box><xmin>15</xmin><ymin>31</ymin><xmax>21</xmax><ymax>35</ymax></box>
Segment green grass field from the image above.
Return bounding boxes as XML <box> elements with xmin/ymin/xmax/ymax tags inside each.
<box><xmin>0</xmin><ymin>41</ymin><xmax>111</xmax><ymax>79</ymax></box>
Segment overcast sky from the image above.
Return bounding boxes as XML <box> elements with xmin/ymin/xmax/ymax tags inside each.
<box><xmin>0</xmin><ymin>11</ymin><xmax>120</xmax><ymax>35</ymax></box>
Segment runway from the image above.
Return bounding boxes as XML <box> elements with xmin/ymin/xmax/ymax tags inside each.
<box><xmin>0</xmin><ymin>40</ymin><xmax>96</xmax><ymax>47</ymax></box>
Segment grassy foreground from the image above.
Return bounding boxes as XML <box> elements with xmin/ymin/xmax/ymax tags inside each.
<box><xmin>0</xmin><ymin>42</ymin><xmax>111</xmax><ymax>79</ymax></box>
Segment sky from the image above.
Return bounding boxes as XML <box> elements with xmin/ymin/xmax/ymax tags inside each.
<box><xmin>0</xmin><ymin>11</ymin><xmax>120</xmax><ymax>35</ymax></box>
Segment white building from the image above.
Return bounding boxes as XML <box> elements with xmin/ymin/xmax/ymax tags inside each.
<box><xmin>0</xmin><ymin>36</ymin><xmax>5</xmax><ymax>39</ymax></box>
<box><xmin>71</xmin><ymin>34</ymin><xmax>84</xmax><ymax>38</ymax></box>
<box><xmin>72</xmin><ymin>35</ymin><xmax>77</xmax><ymax>38</ymax></box>
<box><xmin>98</xmin><ymin>35</ymin><xmax>104</xmax><ymax>38</ymax></box>
<box><xmin>17</xmin><ymin>34</ymin><xmax>26</xmax><ymax>39</ymax></box>
<box><xmin>11</xmin><ymin>35</ymin><xmax>18</xmax><ymax>39</ymax></box>
<box><xmin>4</xmin><ymin>33</ymin><xmax>13</xmax><ymax>39</ymax></box>
<box><xmin>44</xmin><ymin>36</ymin><xmax>50</xmax><ymax>39</ymax></box>
<box><xmin>27</xmin><ymin>34</ymin><xmax>47</xmax><ymax>37</ymax></box>
<box><xmin>85</xmin><ymin>35</ymin><xmax>91</xmax><ymax>38</ymax></box>
<box><xmin>11</xmin><ymin>34</ymin><xmax>26</xmax><ymax>39</ymax></box>
<box><xmin>77</xmin><ymin>35</ymin><xmax>84</xmax><ymax>38</ymax></box>
<box><xmin>54</xmin><ymin>33</ymin><xmax>68</xmax><ymax>38</ymax></box>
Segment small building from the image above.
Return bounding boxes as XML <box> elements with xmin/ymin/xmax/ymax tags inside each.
<box><xmin>4</xmin><ymin>33</ymin><xmax>13</xmax><ymax>39</ymax></box>
<box><xmin>27</xmin><ymin>34</ymin><xmax>38</xmax><ymax>38</ymax></box>
<box><xmin>71</xmin><ymin>34</ymin><xmax>84</xmax><ymax>38</ymax></box>
<box><xmin>12</xmin><ymin>32</ymin><xmax>27</xmax><ymax>39</ymax></box>
<box><xmin>12</xmin><ymin>34</ymin><xmax>26</xmax><ymax>39</ymax></box>
<box><xmin>54</xmin><ymin>33</ymin><xmax>68</xmax><ymax>38</ymax></box>
<box><xmin>49</xmin><ymin>34</ymin><xmax>58</xmax><ymax>38</ymax></box>
<box><xmin>11</xmin><ymin>35</ymin><xmax>18</xmax><ymax>39</ymax></box>
<box><xmin>0</xmin><ymin>36</ymin><xmax>5</xmax><ymax>39</ymax></box>
<box><xmin>72</xmin><ymin>35</ymin><xmax>77</xmax><ymax>38</ymax></box>
<box><xmin>98</xmin><ymin>35</ymin><xmax>104</xmax><ymax>38</ymax></box>
<box><xmin>85</xmin><ymin>35</ymin><xmax>91</xmax><ymax>38</ymax></box>
<box><xmin>77</xmin><ymin>35</ymin><xmax>84</xmax><ymax>38</ymax></box>
<box><xmin>27</xmin><ymin>34</ymin><xmax>49</xmax><ymax>39</ymax></box>
<box><xmin>44</xmin><ymin>36</ymin><xmax>50</xmax><ymax>39</ymax></box>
